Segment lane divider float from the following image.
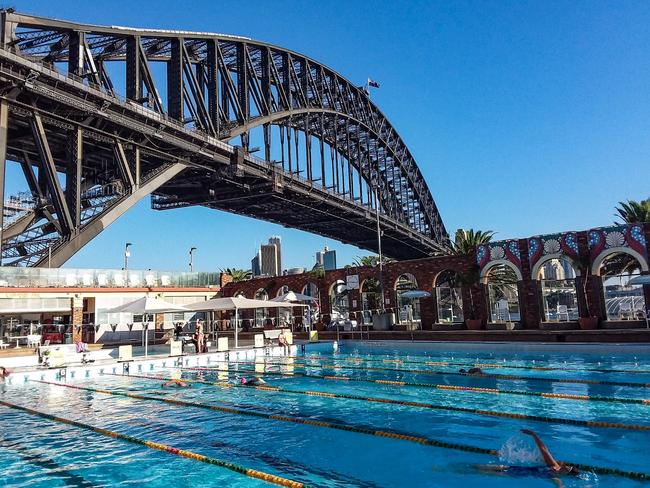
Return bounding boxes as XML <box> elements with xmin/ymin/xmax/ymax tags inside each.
<box><xmin>290</xmin><ymin>355</ymin><xmax>650</xmax><ymax>375</ymax></box>
<box><xmin>184</xmin><ymin>365</ymin><xmax>650</xmax><ymax>406</ymax></box>
<box><xmin>119</xmin><ymin>370</ymin><xmax>650</xmax><ymax>431</ymax></box>
<box><xmin>87</xmin><ymin>375</ymin><xmax>650</xmax><ymax>481</ymax></box>
<box><xmin>0</xmin><ymin>397</ymin><xmax>304</xmax><ymax>488</ymax></box>
<box><xmin>215</xmin><ymin>359</ymin><xmax>650</xmax><ymax>389</ymax></box>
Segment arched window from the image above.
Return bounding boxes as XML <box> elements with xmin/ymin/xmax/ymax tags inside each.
<box><xmin>435</xmin><ymin>270</ymin><xmax>463</xmax><ymax>323</ymax></box>
<box><xmin>395</xmin><ymin>273</ymin><xmax>421</xmax><ymax>327</ymax></box>
<box><xmin>254</xmin><ymin>288</ymin><xmax>269</xmax><ymax>327</ymax></box>
<box><xmin>360</xmin><ymin>278</ymin><xmax>381</xmax><ymax>324</ymax></box>
<box><xmin>329</xmin><ymin>279</ymin><xmax>349</xmax><ymax>321</ymax></box>
<box><xmin>302</xmin><ymin>282</ymin><xmax>320</xmax><ymax>326</ymax></box>
<box><xmin>599</xmin><ymin>252</ymin><xmax>647</xmax><ymax>320</ymax></box>
<box><xmin>485</xmin><ymin>264</ymin><xmax>520</xmax><ymax>323</ymax></box>
<box><xmin>537</xmin><ymin>258</ymin><xmax>579</xmax><ymax>322</ymax></box>
<box><xmin>276</xmin><ymin>285</ymin><xmax>292</xmax><ymax>327</ymax></box>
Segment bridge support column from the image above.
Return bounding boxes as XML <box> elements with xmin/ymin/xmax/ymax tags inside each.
<box><xmin>0</xmin><ymin>99</ymin><xmax>7</xmax><ymax>256</ymax></box>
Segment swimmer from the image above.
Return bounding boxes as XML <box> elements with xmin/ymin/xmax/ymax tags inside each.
<box><xmin>459</xmin><ymin>367</ymin><xmax>484</xmax><ymax>375</ymax></box>
<box><xmin>240</xmin><ymin>376</ymin><xmax>267</xmax><ymax>386</ymax></box>
<box><xmin>162</xmin><ymin>379</ymin><xmax>190</xmax><ymax>388</ymax></box>
<box><xmin>0</xmin><ymin>366</ymin><xmax>11</xmax><ymax>381</ymax></box>
<box><xmin>477</xmin><ymin>429</ymin><xmax>579</xmax><ymax>484</ymax></box>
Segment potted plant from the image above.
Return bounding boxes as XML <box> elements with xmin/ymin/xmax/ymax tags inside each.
<box><xmin>576</xmin><ymin>256</ymin><xmax>599</xmax><ymax>330</ymax></box>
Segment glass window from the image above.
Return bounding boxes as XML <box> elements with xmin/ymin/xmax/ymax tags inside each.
<box><xmin>486</xmin><ymin>265</ymin><xmax>520</xmax><ymax>323</ymax></box>
<box><xmin>254</xmin><ymin>288</ymin><xmax>269</xmax><ymax>327</ymax></box>
<box><xmin>435</xmin><ymin>270</ymin><xmax>463</xmax><ymax>323</ymax></box>
<box><xmin>330</xmin><ymin>280</ymin><xmax>349</xmax><ymax>321</ymax></box>
<box><xmin>361</xmin><ymin>278</ymin><xmax>381</xmax><ymax>325</ymax></box>
<box><xmin>600</xmin><ymin>253</ymin><xmax>646</xmax><ymax>320</ymax></box>
<box><xmin>538</xmin><ymin>258</ymin><xmax>579</xmax><ymax>321</ymax></box>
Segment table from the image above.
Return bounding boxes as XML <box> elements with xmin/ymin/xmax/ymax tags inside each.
<box><xmin>12</xmin><ymin>336</ymin><xmax>28</xmax><ymax>348</ymax></box>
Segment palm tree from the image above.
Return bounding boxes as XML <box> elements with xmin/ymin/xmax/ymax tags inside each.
<box><xmin>439</xmin><ymin>228</ymin><xmax>495</xmax><ymax>256</ymax></box>
<box><xmin>615</xmin><ymin>198</ymin><xmax>650</xmax><ymax>224</ymax></box>
<box><xmin>220</xmin><ymin>268</ymin><xmax>252</xmax><ymax>282</ymax></box>
<box><xmin>351</xmin><ymin>255</ymin><xmax>395</xmax><ymax>267</ymax></box>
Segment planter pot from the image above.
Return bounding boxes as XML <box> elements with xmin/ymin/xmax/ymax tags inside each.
<box><xmin>578</xmin><ymin>317</ymin><xmax>599</xmax><ymax>330</ymax></box>
<box><xmin>466</xmin><ymin>319</ymin><xmax>483</xmax><ymax>330</ymax></box>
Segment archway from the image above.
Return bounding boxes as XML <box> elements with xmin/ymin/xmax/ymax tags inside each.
<box><xmin>394</xmin><ymin>273</ymin><xmax>421</xmax><ymax>328</ymax></box>
<box><xmin>598</xmin><ymin>252</ymin><xmax>647</xmax><ymax>320</ymax></box>
<box><xmin>536</xmin><ymin>257</ymin><xmax>579</xmax><ymax>322</ymax></box>
<box><xmin>360</xmin><ymin>278</ymin><xmax>381</xmax><ymax>325</ymax></box>
<box><xmin>434</xmin><ymin>270</ymin><xmax>463</xmax><ymax>324</ymax></box>
<box><xmin>254</xmin><ymin>288</ymin><xmax>269</xmax><ymax>327</ymax></box>
<box><xmin>483</xmin><ymin>264</ymin><xmax>520</xmax><ymax>323</ymax></box>
<box><xmin>329</xmin><ymin>279</ymin><xmax>349</xmax><ymax>323</ymax></box>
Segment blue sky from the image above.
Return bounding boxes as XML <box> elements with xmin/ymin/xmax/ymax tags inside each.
<box><xmin>6</xmin><ymin>1</ymin><xmax>650</xmax><ymax>271</ymax></box>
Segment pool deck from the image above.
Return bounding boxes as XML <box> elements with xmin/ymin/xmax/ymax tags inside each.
<box><xmin>0</xmin><ymin>343</ymin><xmax>298</xmax><ymax>386</ymax></box>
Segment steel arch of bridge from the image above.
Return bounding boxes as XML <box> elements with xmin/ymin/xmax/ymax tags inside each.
<box><xmin>0</xmin><ymin>11</ymin><xmax>447</xmax><ymax>267</ymax></box>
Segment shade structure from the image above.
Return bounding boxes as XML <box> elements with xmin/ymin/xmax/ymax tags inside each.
<box><xmin>107</xmin><ymin>296</ymin><xmax>189</xmax><ymax>314</ymax></box>
<box><xmin>399</xmin><ymin>290</ymin><xmax>431</xmax><ymax>299</ymax></box>
<box><xmin>107</xmin><ymin>296</ymin><xmax>189</xmax><ymax>357</ymax></box>
<box><xmin>185</xmin><ymin>296</ymin><xmax>307</xmax><ymax>348</ymax></box>
<box><xmin>629</xmin><ymin>275</ymin><xmax>650</xmax><ymax>286</ymax></box>
<box><xmin>270</xmin><ymin>291</ymin><xmax>318</xmax><ymax>303</ymax></box>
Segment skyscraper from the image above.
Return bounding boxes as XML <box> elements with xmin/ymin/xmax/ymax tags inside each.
<box><xmin>251</xmin><ymin>251</ymin><xmax>261</xmax><ymax>277</ymax></box>
<box><xmin>268</xmin><ymin>236</ymin><xmax>282</xmax><ymax>275</ymax></box>
<box><xmin>260</xmin><ymin>244</ymin><xmax>279</xmax><ymax>276</ymax></box>
<box><xmin>315</xmin><ymin>246</ymin><xmax>337</xmax><ymax>271</ymax></box>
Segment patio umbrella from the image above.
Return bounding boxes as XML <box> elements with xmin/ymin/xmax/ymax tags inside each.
<box><xmin>108</xmin><ymin>296</ymin><xmax>189</xmax><ymax>357</ymax></box>
<box><xmin>271</xmin><ymin>291</ymin><xmax>318</xmax><ymax>332</ymax></box>
<box><xmin>185</xmin><ymin>296</ymin><xmax>307</xmax><ymax>348</ymax></box>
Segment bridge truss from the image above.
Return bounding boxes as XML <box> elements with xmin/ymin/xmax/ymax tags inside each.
<box><xmin>0</xmin><ymin>11</ymin><xmax>447</xmax><ymax>267</ymax></box>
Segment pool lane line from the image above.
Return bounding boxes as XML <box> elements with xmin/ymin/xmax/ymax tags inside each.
<box><xmin>292</xmin><ymin>355</ymin><xmax>650</xmax><ymax>375</ymax></box>
<box><xmin>213</xmin><ymin>359</ymin><xmax>650</xmax><ymax>389</ymax></box>
<box><xmin>183</xmin><ymin>366</ymin><xmax>650</xmax><ymax>406</ymax></box>
<box><xmin>118</xmin><ymin>370</ymin><xmax>650</xmax><ymax>432</ymax></box>
<box><xmin>75</xmin><ymin>377</ymin><xmax>650</xmax><ymax>481</ymax></box>
<box><xmin>0</xmin><ymin>398</ymin><xmax>305</xmax><ymax>488</ymax></box>
<box><xmin>32</xmin><ymin>379</ymin><xmax>499</xmax><ymax>456</ymax></box>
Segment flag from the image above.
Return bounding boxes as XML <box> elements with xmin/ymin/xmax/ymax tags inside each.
<box><xmin>368</xmin><ymin>78</ymin><xmax>380</xmax><ymax>88</ymax></box>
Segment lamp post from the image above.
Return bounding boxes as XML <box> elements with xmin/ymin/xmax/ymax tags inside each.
<box><xmin>373</xmin><ymin>185</ymin><xmax>385</xmax><ymax>311</ymax></box>
<box><xmin>189</xmin><ymin>247</ymin><xmax>197</xmax><ymax>272</ymax></box>
<box><xmin>124</xmin><ymin>242</ymin><xmax>132</xmax><ymax>273</ymax></box>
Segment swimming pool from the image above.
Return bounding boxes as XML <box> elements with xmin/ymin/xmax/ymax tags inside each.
<box><xmin>1</xmin><ymin>341</ymin><xmax>650</xmax><ymax>487</ymax></box>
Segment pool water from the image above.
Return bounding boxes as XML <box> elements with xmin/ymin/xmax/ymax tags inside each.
<box><xmin>2</xmin><ymin>341</ymin><xmax>650</xmax><ymax>487</ymax></box>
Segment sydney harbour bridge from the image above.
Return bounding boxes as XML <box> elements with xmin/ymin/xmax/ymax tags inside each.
<box><xmin>0</xmin><ymin>10</ymin><xmax>447</xmax><ymax>267</ymax></box>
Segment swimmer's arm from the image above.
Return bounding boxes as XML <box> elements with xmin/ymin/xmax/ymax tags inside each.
<box><xmin>521</xmin><ymin>429</ymin><xmax>561</xmax><ymax>470</ymax></box>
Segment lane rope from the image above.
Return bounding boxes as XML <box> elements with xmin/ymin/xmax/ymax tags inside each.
<box><xmin>291</xmin><ymin>355</ymin><xmax>650</xmax><ymax>375</ymax></box>
<box><xmin>117</xmin><ymin>371</ymin><xmax>650</xmax><ymax>432</ymax></box>
<box><xmin>0</xmin><ymin>397</ymin><xmax>305</xmax><ymax>488</ymax></box>
<box><xmin>92</xmin><ymin>375</ymin><xmax>650</xmax><ymax>480</ymax></box>
<box><xmin>183</xmin><ymin>365</ymin><xmax>650</xmax><ymax>406</ymax></box>
<box><xmin>214</xmin><ymin>359</ymin><xmax>650</xmax><ymax>389</ymax></box>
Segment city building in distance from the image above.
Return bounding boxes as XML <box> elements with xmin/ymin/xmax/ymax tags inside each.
<box><xmin>316</xmin><ymin>246</ymin><xmax>337</xmax><ymax>271</ymax></box>
<box><xmin>252</xmin><ymin>237</ymin><xmax>283</xmax><ymax>277</ymax></box>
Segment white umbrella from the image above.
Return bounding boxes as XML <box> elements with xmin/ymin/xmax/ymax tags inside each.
<box><xmin>185</xmin><ymin>296</ymin><xmax>307</xmax><ymax>348</ymax></box>
<box><xmin>399</xmin><ymin>290</ymin><xmax>431</xmax><ymax>299</ymax></box>
<box><xmin>108</xmin><ymin>296</ymin><xmax>189</xmax><ymax>356</ymax></box>
<box><xmin>270</xmin><ymin>291</ymin><xmax>318</xmax><ymax>303</ymax></box>
<box><xmin>271</xmin><ymin>291</ymin><xmax>318</xmax><ymax>332</ymax></box>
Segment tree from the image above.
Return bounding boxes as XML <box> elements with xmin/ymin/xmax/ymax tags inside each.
<box><xmin>615</xmin><ymin>198</ymin><xmax>650</xmax><ymax>224</ymax></box>
<box><xmin>435</xmin><ymin>228</ymin><xmax>495</xmax><ymax>321</ymax></box>
<box><xmin>437</xmin><ymin>229</ymin><xmax>495</xmax><ymax>256</ymax></box>
<box><xmin>351</xmin><ymin>255</ymin><xmax>395</xmax><ymax>267</ymax></box>
<box><xmin>309</xmin><ymin>264</ymin><xmax>325</xmax><ymax>280</ymax></box>
<box><xmin>220</xmin><ymin>268</ymin><xmax>252</xmax><ymax>282</ymax></box>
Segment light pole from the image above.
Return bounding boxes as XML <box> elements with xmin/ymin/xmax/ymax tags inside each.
<box><xmin>189</xmin><ymin>247</ymin><xmax>197</xmax><ymax>272</ymax></box>
<box><xmin>124</xmin><ymin>242</ymin><xmax>132</xmax><ymax>273</ymax></box>
<box><xmin>373</xmin><ymin>185</ymin><xmax>385</xmax><ymax>311</ymax></box>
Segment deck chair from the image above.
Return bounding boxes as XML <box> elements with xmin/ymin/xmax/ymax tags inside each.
<box><xmin>556</xmin><ymin>305</ymin><xmax>569</xmax><ymax>321</ymax></box>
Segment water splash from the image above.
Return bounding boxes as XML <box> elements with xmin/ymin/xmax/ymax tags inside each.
<box><xmin>498</xmin><ymin>434</ymin><xmax>543</xmax><ymax>466</ymax></box>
